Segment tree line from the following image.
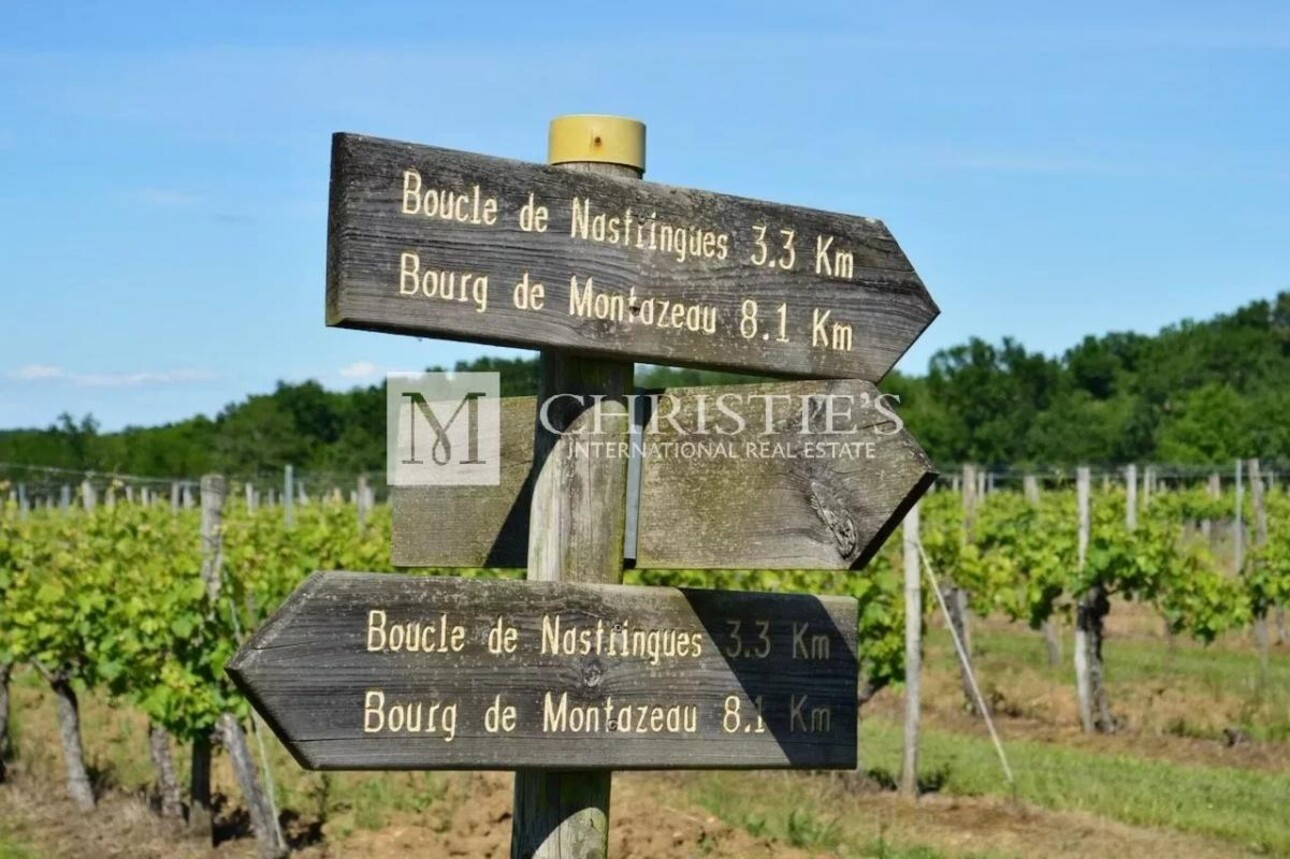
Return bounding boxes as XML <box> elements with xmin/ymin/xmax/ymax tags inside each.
<box><xmin>4</xmin><ymin>293</ymin><xmax>1288</xmax><ymax>477</ymax></box>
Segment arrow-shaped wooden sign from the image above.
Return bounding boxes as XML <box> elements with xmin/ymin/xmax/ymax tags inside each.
<box><xmin>227</xmin><ymin>572</ymin><xmax>858</xmax><ymax>770</ymax></box>
<box><xmin>327</xmin><ymin>133</ymin><xmax>937</xmax><ymax>380</ymax></box>
<box><xmin>391</xmin><ymin>379</ymin><xmax>935</xmax><ymax>570</ymax></box>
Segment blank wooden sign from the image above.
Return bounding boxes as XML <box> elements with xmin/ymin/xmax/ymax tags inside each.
<box><xmin>391</xmin><ymin>379</ymin><xmax>935</xmax><ymax>570</ymax></box>
<box><xmin>327</xmin><ymin>133</ymin><xmax>938</xmax><ymax>380</ymax></box>
<box><xmin>227</xmin><ymin>572</ymin><xmax>858</xmax><ymax>770</ymax></box>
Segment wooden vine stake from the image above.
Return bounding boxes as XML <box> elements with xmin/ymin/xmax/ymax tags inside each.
<box><xmin>1248</xmin><ymin>458</ymin><xmax>1270</xmax><ymax>674</ymax></box>
<box><xmin>950</xmin><ymin>464</ymin><xmax>977</xmax><ymax>714</ymax></box>
<box><xmin>1024</xmin><ymin>475</ymin><xmax>1061</xmax><ymax>665</ymax></box>
<box><xmin>899</xmin><ymin>502</ymin><xmax>921</xmax><ymax>798</ymax></box>
<box><xmin>190</xmin><ymin>475</ymin><xmax>221</xmax><ymax>839</ymax></box>
<box><xmin>1073</xmin><ymin>466</ymin><xmax>1094</xmax><ymax>732</ymax></box>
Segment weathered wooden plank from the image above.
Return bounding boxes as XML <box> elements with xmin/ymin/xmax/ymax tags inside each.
<box><xmin>391</xmin><ymin>380</ymin><xmax>935</xmax><ymax>570</ymax></box>
<box><xmin>327</xmin><ymin>133</ymin><xmax>937</xmax><ymax>380</ymax></box>
<box><xmin>227</xmin><ymin>572</ymin><xmax>858</xmax><ymax>770</ymax></box>
<box><xmin>392</xmin><ymin>395</ymin><xmax>536</xmax><ymax>568</ymax></box>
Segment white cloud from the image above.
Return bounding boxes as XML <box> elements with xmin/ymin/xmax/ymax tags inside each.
<box><xmin>133</xmin><ymin>188</ymin><xmax>204</xmax><ymax>207</ymax></box>
<box><xmin>339</xmin><ymin>361</ymin><xmax>381</xmax><ymax>380</ymax></box>
<box><xmin>9</xmin><ymin>364</ymin><xmax>65</xmax><ymax>381</ymax></box>
<box><xmin>6</xmin><ymin>365</ymin><xmax>217</xmax><ymax>387</ymax></box>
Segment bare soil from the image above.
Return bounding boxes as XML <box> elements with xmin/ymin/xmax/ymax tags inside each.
<box><xmin>3</xmin><ymin>766</ymin><xmax>1265</xmax><ymax>859</ymax></box>
<box><xmin>0</xmin><ymin>769</ymin><xmax>815</xmax><ymax>859</ymax></box>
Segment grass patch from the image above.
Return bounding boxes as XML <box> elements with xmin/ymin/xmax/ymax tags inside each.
<box><xmin>936</xmin><ymin>625</ymin><xmax>1290</xmax><ymax>692</ymax></box>
<box><xmin>928</xmin><ymin>625</ymin><xmax>1290</xmax><ymax>740</ymax></box>
<box><xmin>862</xmin><ymin>715</ymin><xmax>1290</xmax><ymax>854</ymax></box>
<box><xmin>690</xmin><ymin>773</ymin><xmax>1013</xmax><ymax>858</ymax></box>
<box><xmin>0</xmin><ymin>842</ymin><xmax>40</xmax><ymax>859</ymax></box>
<box><xmin>0</xmin><ymin>817</ymin><xmax>40</xmax><ymax>859</ymax></box>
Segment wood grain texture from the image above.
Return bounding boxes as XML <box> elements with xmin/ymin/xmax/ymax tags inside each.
<box><xmin>226</xmin><ymin>572</ymin><xmax>858</xmax><ymax>770</ymax></box>
<box><xmin>391</xmin><ymin>380</ymin><xmax>935</xmax><ymax>570</ymax></box>
<box><xmin>527</xmin><ymin>355</ymin><xmax>632</xmax><ymax>583</ymax></box>
<box><xmin>326</xmin><ymin>133</ymin><xmax>937</xmax><ymax>380</ymax></box>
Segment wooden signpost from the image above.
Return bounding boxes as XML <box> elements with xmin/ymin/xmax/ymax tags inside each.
<box><xmin>391</xmin><ymin>378</ymin><xmax>934</xmax><ymax>570</ymax></box>
<box><xmin>327</xmin><ymin>133</ymin><xmax>937</xmax><ymax>380</ymax></box>
<box><xmin>227</xmin><ymin>572</ymin><xmax>858</xmax><ymax>770</ymax></box>
<box><xmin>232</xmin><ymin>115</ymin><xmax>939</xmax><ymax>859</ymax></box>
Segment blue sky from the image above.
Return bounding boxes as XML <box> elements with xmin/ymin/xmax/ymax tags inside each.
<box><xmin>2</xmin><ymin>1</ymin><xmax>1287</xmax><ymax>430</ymax></box>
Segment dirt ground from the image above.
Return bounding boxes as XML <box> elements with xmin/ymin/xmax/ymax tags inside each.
<box><xmin>0</xmin><ymin>770</ymin><xmax>814</xmax><ymax>859</ymax></box>
<box><xmin>2</xmin><ymin>766</ymin><xmax>1269</xmax><ymax>859</ymax></box>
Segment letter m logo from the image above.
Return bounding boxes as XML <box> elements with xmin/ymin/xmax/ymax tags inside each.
<box><xmin>387</xmin><ymin>372</ymin><xmax>500</xmax><ymax>486</ymax></box>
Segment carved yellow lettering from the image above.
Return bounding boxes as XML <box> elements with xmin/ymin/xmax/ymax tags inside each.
<box><xmin>401</xmin><ymin>171</ymin><xmax>422</xmax><ymax>214</ymax></box>
<box><xmin>366</xmin><ymin>610</ymin><xmax>388</xmax><ymax>650</ymax></box>
<box><xmin>399</xmin><ymin>252</ymin><xmax>420</xmax><ymax>295</ymax></box>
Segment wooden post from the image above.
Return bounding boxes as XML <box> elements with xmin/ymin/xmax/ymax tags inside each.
<box><xmin>1074</xmin><ymin>466</ymin><xmax>1093</xmax><ymax>733</ymax></box>
<box><xmin>1277</xmin><ymin>470</ymin><xmax>1290</xmax><ymax>645</ymax></box>
<box><xmin>1202</xmin><ymin>472</ymin><xmax>1219</xmax><ymax>541</ymax></box>
<box><xmin>1026</xmin><ymin>475</ymin><xmax>1061</xmax><ymax>666</ymax></box>
<box><xmin>1234</xmin><ymin>459</ymin><xmax>1245</xmax><ymax>574</ymax></box>
<box><xmin>511</xmin><ymin>114</ymin><xmax>642</xmax><ymax>859</ymax></box>
<box><xmin>199</xmin><ymin>476</ymin><xmax>226</xmax><ymax>602</ymax></box>
<box><xmin>1022</xmin><ymin>475</ymin><xmax>1039</xmax><ymax>504</ymax></box>
<box><xmin>1249</xmin><ymin>459</ymin><xmax>1270</xmax><ymax>672</ymax></box>
<box><xmin>190</xmin><ymin>475</ymin><xmax>225</xmax><ymax>840</ymax></box>
<box><xmin>899</xmin><ymin>502</ymin><xmax>921</xmax><ymax>798</ymax></box>
<box><xmin>284</xmin><ymin>465</ymin><xmax>295</xmax><ymax>527</ymax></box>
<box><xmin>357</xmin><ymin>474</ymin><xmax>370</xmax><ymax>532</ymax></box>
<box><xmin>950</xmin><ymin>464</ymin><xmax>977</xmax><ymax>713</ymax></box>
<box><xmin>1125</xmin><ymin>464</ymin><xmax>1137</xmax><ymax>531</ymax></box>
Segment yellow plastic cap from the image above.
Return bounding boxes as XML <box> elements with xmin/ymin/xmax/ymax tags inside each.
<box><xmin>548</xmin><ymin>115</ymin><xmax>646</xmax><ymax>171</ymax></box>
